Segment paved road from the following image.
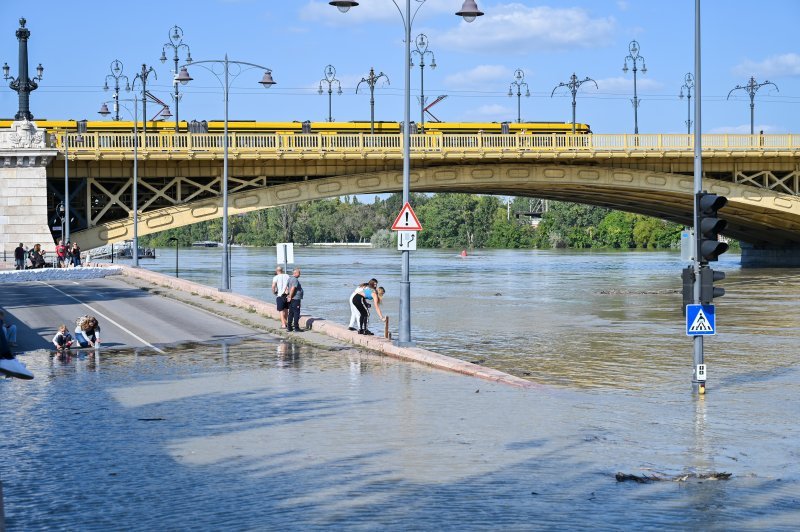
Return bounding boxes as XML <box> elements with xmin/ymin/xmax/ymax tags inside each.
<box><xmin>0</xmin><ymin>277</ymin><xmax>262</xmax><ymax>353</ymax></box>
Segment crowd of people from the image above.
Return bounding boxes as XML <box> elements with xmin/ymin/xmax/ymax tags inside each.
<box><xmin>13</xmin><ymin>240</ymin><xmax>82</xmax><ymax>270</ymax></box>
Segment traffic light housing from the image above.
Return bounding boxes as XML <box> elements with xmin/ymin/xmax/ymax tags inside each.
<box><xmin>700</xmin><ymin>266</ymin><xmax>725</xmax><ymax>304</ymax></box>
<box><xmin>696</xmin><ymin>192</ymin><xmax>729</xmax><ymax>263</ymax></box>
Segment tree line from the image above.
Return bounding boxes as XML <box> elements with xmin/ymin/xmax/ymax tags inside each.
<box><xmin>141</xmin><ymin>193</ymin><xmax>688</xmax><ymax>250</ymax></box>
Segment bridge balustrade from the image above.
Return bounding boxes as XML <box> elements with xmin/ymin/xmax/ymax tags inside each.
<box><xmin>53</xmin><ymin>132</ymin><xmax>800</xmax><ymax>157</ymax></box>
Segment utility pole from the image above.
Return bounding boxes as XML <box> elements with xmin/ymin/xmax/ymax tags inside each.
<box><xmin>679</xmin><ymin>72</ymin><xmax>694</xmax><ymax>135</ymax></box>
<box><xmin>318</xmin><ymin>64</ymin><xmax>342</xmax><ymax>122</ymax></box>
<box><xmin>727</xmin><ymin>76</ymin><xmax>779</xmax><ymax>135</ymax></box>
<box><xmin>551</xmin><ymin>73</ymin><xmax>597</xmax><ymax>134</ymax></box>
<box><xmin>508</xmin><ymin>69</ymin><xmax>530</xmax><ymax>124</ymax></box>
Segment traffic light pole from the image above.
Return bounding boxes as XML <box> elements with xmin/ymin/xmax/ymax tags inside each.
<box><xmin>692</xmin><ymin>0</ymin><xmax>704</xmax><ymax>394</ymax></box>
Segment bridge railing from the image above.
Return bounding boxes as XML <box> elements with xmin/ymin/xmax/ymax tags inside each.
<box><xmin>54</xmin><ymin>132</ymin><xmax>800</xmax><ymax>156</ymax></box>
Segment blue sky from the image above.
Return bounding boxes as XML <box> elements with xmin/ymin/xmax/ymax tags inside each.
<box><xmin>2</xmin><ymin>0</ymin><xmax>798</xmax><ymax>133</ymax></box>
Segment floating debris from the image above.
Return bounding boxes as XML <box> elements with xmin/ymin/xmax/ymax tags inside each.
<box><xmin>615</xmin><ymin>472</ymin><xmax>732</xmax><ymax>483</ymax></box>
<box><xmin>598</xmin><ymin>289</ymin><xmax>679</xmax><ymax>295</ymax></box>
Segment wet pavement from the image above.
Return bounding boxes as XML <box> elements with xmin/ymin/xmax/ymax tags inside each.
<box><xmin>2</xmin><ymin>339</ymin><xmax>799</xmax><ymax>530</ymax></box>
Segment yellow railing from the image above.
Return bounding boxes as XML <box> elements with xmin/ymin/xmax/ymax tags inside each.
<box><xmin>55</xmin><ymin>132</ymin><xmax>800</xmax><ymax>156</ymax></box>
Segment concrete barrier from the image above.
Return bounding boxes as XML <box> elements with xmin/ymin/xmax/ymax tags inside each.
<box><xmin>114</xmin><ymin>265</ymin><xmax>537</xmax><ymax>389</ymax></box>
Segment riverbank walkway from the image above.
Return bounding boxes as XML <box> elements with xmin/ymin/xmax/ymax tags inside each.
<box><xmin>0</xmin><ymin>261</ymin><xmax>532</xmax><ymax>388</ymax></box>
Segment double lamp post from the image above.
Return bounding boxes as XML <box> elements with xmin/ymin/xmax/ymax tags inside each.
<box><xmin>329</xmin><ymin>0</ymin><xmax>484</xmax><ymax>345</ymax></box>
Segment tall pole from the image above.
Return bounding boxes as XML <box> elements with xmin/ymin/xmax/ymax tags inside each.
<box><xmin>222</xmin><ymin>55</ymin><xmax>230</xmax><ymax>290</ymax></box>
<box><xmin>508</xmin><ymin>69</ymin><xmax>529</xmax><ymax>124</ymax></box>
<box><xmin>104</xmin><ymin>60</ymin><xmax>129</xmax><ymax>122</ymax></box>
<box><xmin>399</xmin><ymin>0</ymin><xmax>412</xmax><ymax>345</ymax></box>
<box><xmin>133</xmin><ymin>94</ymin><xmax>139</xmax><ymax>268</ymax></box>
<box><xmin>727</xmin><ymin>77</ymin><xmax>779</xmax><ymax>136</ymax></box>
<box><xmin>133</xmin><ymin>64</ymin><xmax>156</xmax><ymax>147</ymax></box>
<box><xmin>692</xmin><ymin>0</ymin><xmax>703</xmax><ymax>391</ymax></box>
<box><xmin>357</xmin><ymin>68</ymin><xmax>388</xmax><ymax>135</ymax></box>
<box><xmin>680</xmin><ymin>73</ymin><xmax>694</xmax><ymax>135</ymax></box>
<box><xmin>411</xmin><ymin>34</ymin><xmax>435</xmax><ymax>131</ymax></box>
<box><xmin>552</xmin><ymin>73</ymin><xmax>597</xmax><ymax>135</ymax></box>
<box><xmin>64</xmin><ymin>132</ymin><xmax>69</xmax><ymax>242</ymax></box>
<box><xmin>3</xmin><ymin>18</ymin><xmax>43</xmax><ymax>121</ymax></box>
<box><xmin>318</xmin><ymin>65</ymin><xmax>341</xmax><ymax>122</ymax></box>
<box><xmin>623</xmin><ymin>40</ymin><xmax>646</xmax><ymax>135</ymax></box>
<box><xmin>161</xmin><ymin>26</ymin><xmax>191</xmax><ymax>134</ymax></box>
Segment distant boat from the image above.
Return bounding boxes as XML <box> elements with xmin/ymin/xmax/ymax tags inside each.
<box><xmin>192</xmin><ymin>241</ymin><xmax>219</xmax><ymax>247</ymax></box>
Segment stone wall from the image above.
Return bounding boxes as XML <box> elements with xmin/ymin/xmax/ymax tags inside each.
<box><xmin>0</xmin><ymin>120</ymin><xmax>57</xmax><ymax>255</ymax></box>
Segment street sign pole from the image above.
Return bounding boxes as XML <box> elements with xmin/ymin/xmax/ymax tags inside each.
<box><xmin>692</xmin><ymin>0</ymin><xmax>704</xmax><ymax>394</ymax></box>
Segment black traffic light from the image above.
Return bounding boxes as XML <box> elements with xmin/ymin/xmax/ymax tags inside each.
<box><xmin>681</xmin><ymin>266</ymin><xmax>694</xmax><ymax>315</ymax></box>
<box><xmin>696</xmin><ymin>192</ymin><xmax>729</xmax><ymax>263</ymax></box>
<box><xmin>700</xmin><ymin>266</ymin><xmax>725</xmax><ymax>304</ymax></box>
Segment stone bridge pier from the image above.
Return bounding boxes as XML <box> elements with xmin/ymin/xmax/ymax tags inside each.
<box><xmin>0</xmin><ymin>120</ymin><xmax>58</xmax><ymax>256</ymax></box>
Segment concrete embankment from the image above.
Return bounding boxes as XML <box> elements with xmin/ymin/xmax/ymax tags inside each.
<box><xmin>111</xmin><ymin>264</ymin><xmax>536</xmax><ymax>389</ymax></box>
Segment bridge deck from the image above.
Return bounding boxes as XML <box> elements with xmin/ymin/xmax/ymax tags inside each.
<box><xmin>56</xmin><ymin>133</ymin><xmax>800</xmax><ymax>160</ymax></box>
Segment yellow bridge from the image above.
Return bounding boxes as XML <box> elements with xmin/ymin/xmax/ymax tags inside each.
<box><xmin>4</xmin><ymin>128</ymin><xmax>798</xmax><ymax>265</ymax></box>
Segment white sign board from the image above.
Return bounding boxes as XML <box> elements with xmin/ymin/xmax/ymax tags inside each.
<box><xmin>681</xmin><ymin>230</ymin><xmax>694</xmax><ymax>261</ymax></box>
<box><xmin>397</xmin><ymin>231</ymin><xmax>418</xmax><ymax>251</ymax></box>
<box><xmin>277</xmin><ymin>242</ymin><xmax>294</xmax><ymax>265</ymax></box>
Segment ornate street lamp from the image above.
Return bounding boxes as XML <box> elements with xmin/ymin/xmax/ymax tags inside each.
<box><xmin>357</xmin><ymin>68</ymin><xmax>390</xmax><ymax>134</ymax></box>
<box><xmin>727</xmin><ymin>76</ymin><xmax>779</xmax><ymax>135</ymax></box>
<box><xmin>332</xmin><ymin>0</ymin><xmax>484</xmax><ymax>346</ymax></box>
<box><xmin>318</xmin><ymin>65</ymin><xmax>342</xmax><ymax>122</ymax></box>
<box><xmin>551</xmin><ymin>73</ymin><xmax>598</xmax><ymax>134</ymax></box>
<box><xmin>179</xmin><ymin>56</ymin><xmax>275</xmax><ymax>291</ymax></box>
<box><xmin>102</xmin><ymin>60</ymin><xmax>131</xmax><ymax>121</ymax></box>
<box><xmin>160</xmin><ymin>25</ymin><xmax>192</xmax><ymax>133</ymax></box>
<box><xmin>410</xmin><ymin>34</ymin><xmax>436</xmax><ymax>130</ymax></box>
<box><xmin>3</xmin><ymin>18</ymin><xmax>44</xmax><ymax>120</ymax></box>
<box><xmin>132</xmin><ymin>64</ymin><xmax>157</xmax><ymax>146</ymax></box>
<box><xmin>679</xmin><ymin>72</ymin><xmax>694</xmax><ymax>135</ymax></box>
<box><xmin>508</xmin><ymin>68</ymin><xmax>530</xmax><ymax>124</ymax></box>
<box><xmin>622</xmin><ymin>40</ymin><xmax>647</xmax><ymax>134</ymax></box>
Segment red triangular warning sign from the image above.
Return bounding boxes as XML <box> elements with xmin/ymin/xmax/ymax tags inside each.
<box><xmin>391</xmin><ymin>202</ymin><xmax>423</xmax><ymax>231</ymax></box>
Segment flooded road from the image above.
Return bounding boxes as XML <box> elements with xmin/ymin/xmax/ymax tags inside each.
<box><xmin>3</xmin><ymin>248</ymin><xmax>798</xmax><ymax>529</ymax></box>
<box><xmin>3</xmin><ymin>339</ymin><xmax>798</xmax><ymax>530</ymax></box>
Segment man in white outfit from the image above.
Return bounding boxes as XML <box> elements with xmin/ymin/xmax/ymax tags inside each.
<box><xmin>271</xmin><ymin>266</ymin><xmax>291</xmax><ymax>329</ymax></box>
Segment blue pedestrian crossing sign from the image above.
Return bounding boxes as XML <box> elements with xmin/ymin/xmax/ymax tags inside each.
<box><xmin>686</xmin><ymin>304</ymin><xmax>716</xmax><ymax>336</ymax></box>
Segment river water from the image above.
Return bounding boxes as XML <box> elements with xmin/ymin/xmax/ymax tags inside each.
<box><xmin>3</xmin><ymin>248</ymin><xmax>799</xmax><ymax>529</ymax></box>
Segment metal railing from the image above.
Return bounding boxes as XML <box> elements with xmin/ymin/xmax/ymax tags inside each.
<box><xmin>54</xmin><ymin>132</ymin><xmax>800</xmax><ymax>156</ymax></box>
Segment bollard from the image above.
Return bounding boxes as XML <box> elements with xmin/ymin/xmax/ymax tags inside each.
<box><xmin>384</xmin><ymin>316</ymin><xmax>390</xmax><ymax>339</ymax></box>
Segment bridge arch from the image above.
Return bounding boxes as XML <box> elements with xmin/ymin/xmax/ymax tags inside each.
<box><xmin>72</xmin><ymin>164</ymin><xmax>800</xmax><ymax>249</ymax></box>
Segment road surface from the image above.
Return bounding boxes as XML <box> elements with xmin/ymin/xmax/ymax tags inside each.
<box><xmin>0</xmin><ymin>276</ymin><xmax>262</xmax><ymax>353</ymax></box>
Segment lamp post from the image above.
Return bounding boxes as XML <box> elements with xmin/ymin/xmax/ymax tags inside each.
<box><xmin>132</xmin><ymin>64</ymin><xmax>157</xmax><ymax>146</ymax></box>
<box><xmin>167</xmin><ymin>237</ymin><xmax>179</xmax><ymax>278</ymax></box>
<box><xmin>2</xmin><ymin>18</ymin><xmax>43</xmax><ymax>120</ymax></box>
<box><xmin>103</xmin><ymin>60</ymin><xmax>131</xmax><ymax>121</ymax></box>
<box><xmin>508</xmin><ymin>68</ymin><xmax>530</xmax><ymax>124</ymax></box>
<box><xmin>318</xmin><ymin>64</ymin><xmax>342</xmax><ymax>122</ymax></box>
<box><xmin>99</xmin><ymin>95</ymin><xmax>141</xmax><ymax>266</ymax></box>
<box><xmin>622</xmin><ymin>40</ymin><xmax>647</xmax><ymax>134</ymax></box>
<box><xmin>178</xmin><ymin>56</ymin><xmax>275</xmax><ymax>291</ymax></box>
<box><xmin>330</xmin><ymin>0</ymin><xmax>484</xmax><ymax>346</ymax></box>
<box><xmin>50</xmin><ymin>121</ymin><xmax>86</xmax><ymax>244</ymax></box>
<box><xmin>410</xmin><ymin>34</ymin><xmax>436</xmax><ymax>130</ymax></box>
<box><xmin>727</xmin><ymin>76</ymin><xmax>779</xmax><ymax>135</ymax></box>
<box><xmin>356</xmin><ymin>67</ymin><xmax>389</xmax><ymax>135</ymax></box>
<box><xmin>551</xmin><ymin>73</ymin><xmax>597</xmax><ymax>134</ymax></box>
<box><xmin>679</xmin><ymin>72</ymin><xmax>694</xmax><ymax>135</ymax></box>
<box><xmin>160</xmin><ymin>25</ymin><xmax>192</xmax><ymax>133</ymax></box>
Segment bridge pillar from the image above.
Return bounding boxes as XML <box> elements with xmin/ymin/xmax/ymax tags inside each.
<box><xmin>740</xmin><ymin>242</ymin><xmax>800</xmax><ymax>268</ymax></box>
<box><xmin>0</xmin><ymin>120</ymin><xmax>57</xmax><ymax>257</ymax></box>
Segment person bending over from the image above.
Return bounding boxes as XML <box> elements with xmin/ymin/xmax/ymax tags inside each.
<box><xmin>75</xmin><ymin>316</ymin><xmax>101</xmax><ymax>348</ymax></box>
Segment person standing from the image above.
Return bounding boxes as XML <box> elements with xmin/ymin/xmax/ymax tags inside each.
<box><xmin>14</xmin><ymin>243</ymin><xmax>25</xmax><ymax>270</ymax></box>
<box><xmin>55</xmin><ymin>240</ymin><xmax>68</xmax><ymax>268</ymax></box>
<box><xmin>286</xmin><ymin>268</ymin><xmax>304</xmax><ymax>332</ymax></box>
<box><xmin>271</xmin><ymin>266</ymin><xmax>291</xmax><ymax>329</ymax></box>
<box><xmin>71</xmin><ymin>242</ymin><xmax>82</xmax><ymax>267</ymax></box>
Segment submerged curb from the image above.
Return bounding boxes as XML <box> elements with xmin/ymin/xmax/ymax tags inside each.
<box><xmin>113</xmin><ymin>264</ymin><xmax>537</xmax><ymax>389</ymax></box>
